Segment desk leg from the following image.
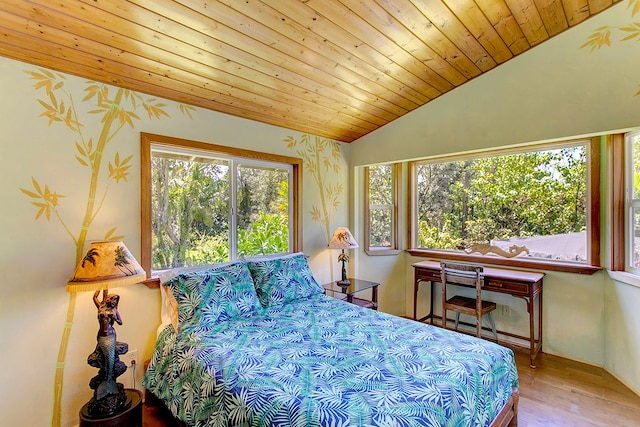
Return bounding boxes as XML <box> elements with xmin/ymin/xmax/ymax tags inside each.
<box><xmin>414</xmin><ymin>279</ymin><xmax>435</xmax><ymax>324</ymax></box>
<box><xmin>429</xmin><ymin>281</ymin><xmax>434</xmax><ymax>325</ymax></box>
<box><xmin>528</xmin><ymin>296</ymin><xmax>535</xmax><ymax>368</ymax></box>
<box><xmin>533</xmin><ymin>288</ymin><xmax>543</xmax><ymax>368</ymax></box>
<box><xmin>525</xmin><ymin>290</ymin><xmax>543</xmax><ymax>369</ymax></box>
<box><xmin>413</xmin><ymin>279</ymin><xmax>419</xmax><ymax>320</ymax></box>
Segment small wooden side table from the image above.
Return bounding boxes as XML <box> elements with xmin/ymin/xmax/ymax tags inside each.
<box><xmin>79</xmin><ymin>389</ymin><xmax>142</xmax><ymax>427</ymax></box>
<box><xmin>322</xmin><ymin>278</ymin><xmax>380</xmax><ymax>310</ymax></box>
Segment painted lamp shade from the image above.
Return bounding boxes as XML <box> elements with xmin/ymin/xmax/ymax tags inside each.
<box><xmin>67</xmin><ymin>241</ymin><xmax>146</xmax><ymax>292</ymax></box>
<box><xmin>328</xmin><ymin>227</ymin><xmax>359</xmax><ymax>250</ymax></box>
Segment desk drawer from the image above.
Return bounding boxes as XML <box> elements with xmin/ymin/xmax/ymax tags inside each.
<box><xmin>485</xmin><ymin>280</ymin><xmax>529</xmax><ymax>295</ymax></box>
<box><xmin>415</xmin><ymin>266</ymin><xmax>535</xmax><ymax>297</ymax></box>
<box><xmin>415</xmin><ymin>269</ymin><xmax>439</xmax><ymax>282</ymax></box>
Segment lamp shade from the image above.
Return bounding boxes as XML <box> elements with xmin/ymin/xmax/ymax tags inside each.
<box><xmin>328</xmin><ymin>227</ymin><xmax>359</xmax><ymax>250</ymax></box>
<box><xmin>66</xmin><ymin>241</ymin><xmax>145</xmax><ymax>292</ymax></box>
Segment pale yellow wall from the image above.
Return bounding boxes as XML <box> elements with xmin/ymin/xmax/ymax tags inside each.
<box><xmin>0</xmin><ymin>57</ymin><xmax>349</xmax><ymax>427</ymax></box>
<box><xmin>350</xmin><ymin>164</ymin><xmax>410</xmax><ymax>316</ymax></box>
<box><xmin>349</xmin><ymin>1</ymin><xmax>640</xmax><ymax>394</ymax></box>
<box><xmin>605</xmin><ymin>278</ymin><xmax>640</xmax><ymax>392</ymax></box>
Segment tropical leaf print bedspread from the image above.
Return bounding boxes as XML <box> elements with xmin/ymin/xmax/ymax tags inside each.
<box><xmin>144</xmin><ymin>294</ymin><xmax>518</xmax><ymax>427</ymax></box>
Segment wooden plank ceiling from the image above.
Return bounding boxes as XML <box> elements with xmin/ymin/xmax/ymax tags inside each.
<box><xmin>0</xmin><ymin>0</ymin><xmax>621</xmax><ymax>142</ymax></box>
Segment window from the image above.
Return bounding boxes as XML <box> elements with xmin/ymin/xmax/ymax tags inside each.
<box><xmin>140</xmin><ymin>133</ymin><xmax>301</xmax><ymax>274</ymax></box>
<box><xmin>364</xmin><ymin>163</ymin><xmax>400</xmax><ymax>255</ymax></box>
<box><xmin>409</xmin><ymin>138</ymin><xmax>601</xmax><ymax>274</ymax></box>
<box><xmin>625</xmin><ymin>131</ymin><xmax>640</xmax><ymax>273</ymax></box>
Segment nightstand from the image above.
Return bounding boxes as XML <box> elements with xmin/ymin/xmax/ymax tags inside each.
<box><xmin>322</xmin><ymin>278</ymin><xmax>379</xmax><ymax>310</ymax></box>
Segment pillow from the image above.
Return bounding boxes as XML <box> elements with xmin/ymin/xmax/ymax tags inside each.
<box><xmin>157</xmin><ymin>263</ymin><xmax>227</xmax><ymax>334</ymax></box>
<box><xmin>246</xmin><ymin>252</ymin><xmax>323</xmax><ymax>307</ymax></box>
<box><xmin>165</xmin><ymin>261</ymin><xmax>262</xmax><ymax>330</ymax></box>
<box><xmin>158</xmin><ymin>284</ymin><xmax>179</xmax><ymax>335</ymax></box>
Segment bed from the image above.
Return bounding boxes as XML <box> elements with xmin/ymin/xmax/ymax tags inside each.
<box><xmin>143</xmin><ymin>253</ymin><xmax>519</xmax><ymax>427</ymax></box>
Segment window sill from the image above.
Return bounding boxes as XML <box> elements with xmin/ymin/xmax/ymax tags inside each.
<box><xmin>365</xmin><ymin>248</ymin><xmax>402</xmax><ymax>256</ymax></box>
<box><xmin>407</xmin><ymin>249</ymin><xmax>601</xmax><ymax>275</ymax></box>
<box><xmin>607</xmin><ymin>270</ymin><xmax>640</xmax><ymax>288</ymax></box>
<box><xmin>141</xmin><ymin>276</ymin><xmax>160</xmax><ymax>288</ymax></box>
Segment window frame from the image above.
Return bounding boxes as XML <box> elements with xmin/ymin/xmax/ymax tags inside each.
<box><xmin>608</xmin><ymin>134</ymin><xmax>625</xmax><ymax>272</ymax></box>
<box><xmin>364</xmin><ymin>163</ymin><xmax>401</xmax><ymax>256</ymax></box>
<box><xmin>140</xmin><ymin>132</ymin><xmax>302</xmax><ymax>277</ymax></box>
<box><xmin>407</xmin><ymin>137</ymin><xmax>601</xmax><ymax>275</ymax></box>
<box><xmin>624</xmin><ymin>131</ymin><xmax>640</xmax><ymax>274</ymax></box>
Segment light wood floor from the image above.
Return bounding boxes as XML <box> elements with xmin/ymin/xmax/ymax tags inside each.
<box><xmin>511</xmin><ymin>346</ymin><xmax>640</xmax><ymax>426</ymax></box>
<box><xmin>142</xmin><ymin>347</ymin><xmax>640</xmax><ymax>426</ymax></box>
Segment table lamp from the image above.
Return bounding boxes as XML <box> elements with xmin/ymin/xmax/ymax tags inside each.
<box><xmin>328</xmin><ymin>227</ymin><xmax>359</xmax><ymax>286</ymax></box>
<box><xmin>66</xmin><ymin>241</ymin><xmax>145</xmax><ymax>420</ymax></box>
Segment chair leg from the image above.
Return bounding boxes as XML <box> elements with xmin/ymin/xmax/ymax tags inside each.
<box><xmin>442</xmin><ymin>308</ymin><xmax>447</xmax><ymax>330</ymax></box>
<box><xmin>454</xmin><ymin>313</ymin><xmax>460</xmax><ymax>331</ymax></box>
<box><xmin>486</xmin><ymin>312</ymin><xmax>497</xmax><ymax>340</ymax></box>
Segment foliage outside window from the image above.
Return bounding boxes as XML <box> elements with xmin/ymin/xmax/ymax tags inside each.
<box><xmin>625</xmin><ymin>131</ymin><xmax>640</xmax><ymax>273</ymax></box>
<box><xmin>410</xmin><ymin>139</ymin><xmax>600</xmax><ymax>272</ymax></box>
<box><xmin>364</xmin><ymin>164</ymin><xmax>400</xmax><ymax>255</ymax></box>
<box><xmin>141</xmin><ymin>134</ymin><xmax>301</xmax><ymax>274</ymax></box>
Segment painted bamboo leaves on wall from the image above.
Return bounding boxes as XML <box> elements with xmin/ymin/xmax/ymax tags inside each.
<box><xmin>581</xmin><ymin>26</ymin><xmax>613</xmax><ymax>51</ymax></box>
<box><xmin>18</xmin><ymin>68</ymin><xmax>194</xmax><ymax>427</ymax></box>
<box><xmin>582</xmin><ymin>0</ymin><xmax>640</xmax><ymax>97</ymax></box>
<box><xmin>20</xmin><ymin>69</ymin><xmax>194</xmax><ymax>261</ymax></box>
<box><xmin>284</xmin><ymin>134</ymin><xmax>343</xmax><ymax>242</ymax></box>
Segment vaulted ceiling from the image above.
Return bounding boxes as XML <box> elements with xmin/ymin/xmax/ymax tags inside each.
<box><xmin>0</xmin><ymin>0</ymin><xmax>622</xmax><ymax>142</ymax></box>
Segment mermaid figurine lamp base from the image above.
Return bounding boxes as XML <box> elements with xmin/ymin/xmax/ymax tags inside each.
<box><xmin>66</xmin><ymin>241</ymin><xmax>146</xmax><ymax>420</ymax></box>
<box><xmin>85</xmin><ymin>289</ymin><xmax>130</xmax><ymax>418</ymax></box>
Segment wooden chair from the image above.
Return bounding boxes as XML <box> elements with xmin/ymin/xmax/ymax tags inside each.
<box><xmin>441</xmin><ymin>261</ymin><xmax>497</xmax><ymax>339</ymax></box>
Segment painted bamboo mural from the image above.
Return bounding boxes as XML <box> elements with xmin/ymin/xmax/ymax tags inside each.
<box><xmin>284</xmin><ymin>134</ymin><xmax>343</xmax><ymax>242</ymax></box>
<box><xmin>582</xmin><ymin>0</ymin><xmax>640</xmax><ymax>66</ymax></box>
<box><xmin>19</xmin><ymin>69</ymin><xmax>193</xmax><ymax>427</ymax></box>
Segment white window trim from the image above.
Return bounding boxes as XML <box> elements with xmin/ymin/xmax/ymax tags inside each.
<box><xmin>608</xmin><ymin>270</ymin><xmax>640</xmax><ymax>289</ymax></box>
<box><xmin>624</xmin><ymin>131</ymin><xmax>640</xmax><ymax>275</ymax></box>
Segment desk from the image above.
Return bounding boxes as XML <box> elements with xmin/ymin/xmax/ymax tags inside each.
<box><xmin>413</xmin><ymin>260</ymin><xmax>544</xmax><ymax>368</ymax></box>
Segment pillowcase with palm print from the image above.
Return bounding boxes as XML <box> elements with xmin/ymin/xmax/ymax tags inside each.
<box><xmin>247</xmin><ymin>252</ymin><xmax>323</xmax><ymax>307</ymax></box>
<box><xmin>166</xmin><ymin>261</ymin><xmax>262</xmax><ymax>331</ymax></box>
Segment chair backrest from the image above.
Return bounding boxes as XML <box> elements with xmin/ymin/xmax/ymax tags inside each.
<box><xmin>440</xmin><ymin>262</ymin><xmax>494</xmax><ymax>338</ymax></box>
<box><xmin>440</xmin><ymin>261</ymin><xmax>484</xmax><ymax>298</ymax></box>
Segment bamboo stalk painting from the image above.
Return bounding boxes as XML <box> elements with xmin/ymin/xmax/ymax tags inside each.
<box><xmin>582</xmin><ymin>0</ymin><xmax>640</xmax><ymax>79</ymax></box>
<box><xmin>19</xmin><ymin>69</ymin><xmax>194</xmax><ymax>427</ymax></box>
<box><xmin>284</xmin><ymin>134</ymin><xmax>343</xmax><ymax>242</ymax></box>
